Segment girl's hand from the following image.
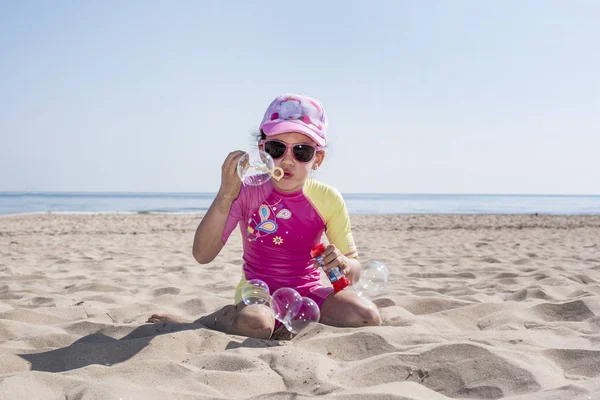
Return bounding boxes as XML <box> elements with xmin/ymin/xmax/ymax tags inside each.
<box><xmin>218</xmin><ymin>151</ymin><xmax>245</xmax><ymax>201</ymax></box>
<box><xmin>314</xmin><ymin>244</ymin><xmax>351</xmax><ymax>277</ymax></box>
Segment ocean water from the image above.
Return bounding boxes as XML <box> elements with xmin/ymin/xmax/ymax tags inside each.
<box><xmin>1</xmin><ymin>192</ymin><xmax>599</xmax><ymax>216</ymax></box>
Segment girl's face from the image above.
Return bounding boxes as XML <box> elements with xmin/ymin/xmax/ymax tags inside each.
<box><xmin>259</xmin><ymin>132</ymin><xmax>325</xmax><ymax>193</ymax></box>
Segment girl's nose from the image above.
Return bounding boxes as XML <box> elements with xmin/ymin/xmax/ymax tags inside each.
<box><xmin>280</xmin><ymin>148</ymin><xmax>295</xmax><ymax>166</ymax></box>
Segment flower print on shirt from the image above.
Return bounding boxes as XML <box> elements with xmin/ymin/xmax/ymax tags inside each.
<box><xmin>246</xmin><ymin>199</ymin><xmax>292</xmax><ymax>243</ymax></box>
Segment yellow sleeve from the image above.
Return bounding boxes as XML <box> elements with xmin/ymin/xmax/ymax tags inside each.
<box><xmin>304</xmin><ymin>179</ymin><xmax>358</xmax><ymax>258</ymax></box>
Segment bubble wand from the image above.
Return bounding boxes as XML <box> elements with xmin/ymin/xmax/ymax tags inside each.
<box><xmin>310</xmin><ymin>243</ymin><xmax>350</xmax><ymax>292</ymax></box>
<box><xmin>237</xmin><ymin>149</ymin><xmax>284</xmax><ymax>185</ymax></box>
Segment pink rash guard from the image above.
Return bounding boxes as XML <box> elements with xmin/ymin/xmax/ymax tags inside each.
<box><xmin>222</xmin><ymin>179</ymin><xmax>358</xmax><ymax>308</ymax></box>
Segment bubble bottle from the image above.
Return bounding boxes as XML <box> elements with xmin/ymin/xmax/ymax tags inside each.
<box><xmin>310</xmin><ymin>243</ymin><xmax>350</xmax><ymax>292</ymax></box>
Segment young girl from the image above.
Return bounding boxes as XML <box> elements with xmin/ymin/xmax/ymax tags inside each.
<box><xmin>149</xmin><ymin>93</ymin><xmax>381</xmax><ymax>339</ymax></box>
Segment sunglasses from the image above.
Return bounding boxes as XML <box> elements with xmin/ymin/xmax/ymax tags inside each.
<box><xmin>260</xmin><ymin>140</ymin><xmax>323</xmax><ymax>163</ymax></box>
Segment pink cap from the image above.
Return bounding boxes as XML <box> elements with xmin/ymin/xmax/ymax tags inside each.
<box><xmin>259</xmin><ymin>93</ymin><xmax>328</xmax><ymax>147</ymax></box>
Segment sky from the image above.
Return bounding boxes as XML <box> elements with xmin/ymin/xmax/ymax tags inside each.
<box><xmin>1</xmin><ymin>1</ymin><xmax>599</xmax><ymax>195</ymax></box>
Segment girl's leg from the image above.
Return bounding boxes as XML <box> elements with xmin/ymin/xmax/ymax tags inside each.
<box><xmin>319</xmin><ymin>290</ymin><xmax>381</xmax><ymax>327</ymax></box>
<box><xmin>147</xmin><ymin>302</ymin><xmax>276</xmax><ymax>340</ymax></box>
<box><xmin>229</xmin><ymin>303</ymin><xmax>275</xmax><ymax>339</ymax></box>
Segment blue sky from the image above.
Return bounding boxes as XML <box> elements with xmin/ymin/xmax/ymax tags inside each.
<box><xmin>1</xmin><ymin>1</ymin><xmax>598</xmax><ymax>194</ymax></box>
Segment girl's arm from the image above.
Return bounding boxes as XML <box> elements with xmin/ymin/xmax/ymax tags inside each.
<box><xmin>345</xmin><ymin>256</ymin><xmax>362</xmax><ymax>284</ymax></box>
<box><xmin>192</xmin><ymin>151</ymin><xmax>244</xmax><ymax>264</ymax></box>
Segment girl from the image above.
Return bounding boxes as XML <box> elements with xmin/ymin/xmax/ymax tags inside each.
<box><xmin>149</xmin><ymin>93</ymin><xmax>381</xmax><ymax>339</ymax></box>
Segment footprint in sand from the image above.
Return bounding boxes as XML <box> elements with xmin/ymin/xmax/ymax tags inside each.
<box><xmin>482</xmin><ymin>256</ymin><xmax>501</xmax><ymax>264</ymax></box>
<box><xmin>373</xmin><ymin>298</ymin><xmax>395</xmax><ymax>308</ymax></box>
<box><xmin>152</xmin><ymin>287</ymin><xmax>181</xmax><ymax>296</ymax></box>
<box><xmin>543</xmin><ymin>349</ymin><xmax>600</xmax><ymax>378</ymax></box>
<box><xmin>514</xmin><ymin>258</ymin><xmax>532</xmax><ymax>265</ymax></box>
<box><xmin>533</xmin><ymin>300</ymin><xmax>594</xmax><ymax>322</ymax></box>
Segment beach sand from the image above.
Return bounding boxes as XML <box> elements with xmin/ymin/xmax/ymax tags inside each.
<box><xmin>1</xmin><ymin>213</ymin><xmax>600</xmax><ymax>399</ymax></box>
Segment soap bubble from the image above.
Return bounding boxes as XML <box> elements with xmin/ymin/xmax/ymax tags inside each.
<box><xmin>237</xmin><ymin>149</ymin><xmax>279</xmax><ymax>186</ymax></box>
<box><xmin>241</xmin><ymin>279</ymin><xmax>270</xmax><ymax>306</ymax></box>
<box><xmin>270</xmin><ymin>287</ymin><xmax>302</xmax><ymax>322</ymax></box>
<box><xmin>352</xmin><ymin>261</ymin><xmax>389</xmax><ymax>298</ymax></box>
<box><xmin>284</xmin><ymin>297</ymin><xmax>320</xmax><ymax>334</ymax></box>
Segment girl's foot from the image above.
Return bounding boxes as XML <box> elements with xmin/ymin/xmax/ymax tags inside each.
<box><xmin>147</xmin><ymin>313</ymin><xmax>191</xmax><ymax>324</ymax></box>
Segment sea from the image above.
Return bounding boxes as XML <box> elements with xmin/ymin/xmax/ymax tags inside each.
<box><xmin>1</xmin><ymin>192</ymin><xmax>599</xmax><ymax>216</ymax></box>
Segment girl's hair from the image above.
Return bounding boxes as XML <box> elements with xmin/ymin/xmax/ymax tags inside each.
<box><xmin>251</xmin><ymin>130</ymin><xmax>266</xmax><ymax>143</ymax></box>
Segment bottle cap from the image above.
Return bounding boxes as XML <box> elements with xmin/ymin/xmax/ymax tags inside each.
<box><xmin>332</xmin><ymin>276</ymin><xmax>350</xmax><ymax>292</ymax></box>
<box><xmin>310</xmin><ymin>243</ymin><xmax>327</xmax><ymax>258</ymax></box>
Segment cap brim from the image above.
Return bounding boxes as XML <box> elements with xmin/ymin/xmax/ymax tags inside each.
<box><xmin>261</xmin><ymin>121</ymin><xmax>326</xmax><ymax>147</ymax></box>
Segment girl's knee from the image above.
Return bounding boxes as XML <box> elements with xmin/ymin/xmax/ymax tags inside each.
<box><xmin>232</xmin><ymin>305</ymin><xmax>274</xmax><ymax>339</ymax></box>
<box><xmin>359</xmin><ymin>305</ymin><xmax>382</xmax><ymax>326</ymax></box>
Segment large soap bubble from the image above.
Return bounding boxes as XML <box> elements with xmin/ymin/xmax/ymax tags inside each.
<box><xmin>352</xmin><ymin>261</ymin><xmax>389</xmax><ymax>298</ymax></box>
<box><xmin>241</xmin><ymin>279</ymin><xmax>270</xmax><ymax>306</ymax></box>
<box><xmin>270</xmin><ymin>287</ymin><xmax>302</xmax><ymax>322</ymax></box>
<box><xmin>284</xmin><ymin>297</ymin><xmax>320</xmax><ymax>334</ymax></box>
<box><xmin>237</xmin><ymin>149</ymin><xmax>283</xmax><ymax>186</ymax></box>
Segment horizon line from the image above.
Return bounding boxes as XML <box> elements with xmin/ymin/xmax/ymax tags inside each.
<box><xmin>1</xmin><ymin>190</ymin><xmax>599</xmax><ymax>197</ymax></box>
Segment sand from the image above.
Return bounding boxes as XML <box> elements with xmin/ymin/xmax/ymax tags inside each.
<box><xmin>1</xmin><ymin>213</ymin><xmax>600</xmax><ymax>399</ymax></box>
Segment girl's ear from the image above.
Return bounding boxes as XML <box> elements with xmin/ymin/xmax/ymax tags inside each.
<box><xmin>313</xmin><ymin>151</ymin><xmax>325</xmax><ymax>169</ymax></box>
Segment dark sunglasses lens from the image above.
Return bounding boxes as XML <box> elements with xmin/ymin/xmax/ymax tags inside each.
<box><xmin>293</xmin><ymin>145</ymin><xmax>315</xmax><ymax>162</ymax></box>
<box><xmin>264</xmin><ymin>141</ymin><xmax>286</xmax><ymax>159</ymax></box>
